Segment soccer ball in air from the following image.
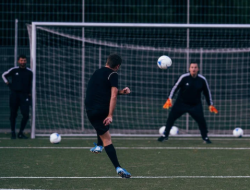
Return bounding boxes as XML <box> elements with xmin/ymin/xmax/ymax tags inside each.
<box><xmin>157</xmin><ymin>55</ymin><xmax>172</xmax><ymax>69</ymax></box>
<box><xmin>170</xmin><ymin>126</ymin><xmax>179</xmax><ymax>136</ymax></box>
<box><xmin>50</xmin><ymin>133</ymin><xmax>61</xmax><ymax>144</ymax></box>
<box><xmin>159</xmin><ymin>126</ymin><xmax>179</xmax><ymax>136</ymax></box>
<box><xmin>233</xmin><ymin>128</ymin><xmax>244</xmax><ymax>138</ymax></box>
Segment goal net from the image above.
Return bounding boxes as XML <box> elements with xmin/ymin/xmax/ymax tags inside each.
<box><xmin>27</xmin><ymin>23</ymin><xmax>250</xmax><ymax>138</ymax></box>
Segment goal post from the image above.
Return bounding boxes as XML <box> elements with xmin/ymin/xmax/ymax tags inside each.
<box><xmin>31</xmin><ymin>24</ymin><xmax>37</xmax><ymax>139</ymax></box>
<box><xmin>28</xmin><ymin>22</ymin><xmax>250</xmax><ymax>138</ymax></box>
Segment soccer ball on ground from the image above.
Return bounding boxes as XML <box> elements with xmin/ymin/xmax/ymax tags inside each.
<box><xmin>50</xmin><ymin>133</ymin><xmax>61</xmax><ymax>144</ymax></box>
<box><xmin>159</xmin><ymin>126</ymin><xmax>166</xmax><ymax>136</ymax></box>
<box><xmin>159</xmin><ymin>126</ymin><xmax>179</xmax><ymax>136</ymax></box>
<box><xmin>157</xmin><ymin>55</ymin><xmax>172</xmax><ymax>69</ymax></box>
<box><xmin>170</xmin><ymin>126</ymin><xmax>179</xmax><ymax>136</ymax></box>
<box><xmin>233</xmin><ymin>128</ymin><xmax>243</xmax><ymax>138</ymax></box>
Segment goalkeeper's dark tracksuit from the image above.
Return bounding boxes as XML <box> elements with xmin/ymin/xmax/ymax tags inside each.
<box><xmin>2</xmin><ymin>66</ymin><xmax>33</xmax><ymax>133</ymax></box>
<box><xmin>165</xmin><ymin>73</ymin><xmax>214</xmax><ymax>139</ymax></box>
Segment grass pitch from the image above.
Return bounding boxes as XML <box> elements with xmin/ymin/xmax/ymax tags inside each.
<box><xmin>0</xmin><ymin>135</ymin><xmax>250</xmax><ymax>190</ymax></box>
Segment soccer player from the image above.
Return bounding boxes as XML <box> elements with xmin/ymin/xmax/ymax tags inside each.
<box><xmin>158</xmin><ymin>62</ymin><xmax>218</xmax><ymax>144</ymax></box>
<box><xmin>2</xmin><ymin>55</ymin><xmax>32</xmax><ymax>139</ymax></box>
<box><xmin>85</xmin><ymin>53</ymin><xmax>131</xmax><ymax>178</ymax></box>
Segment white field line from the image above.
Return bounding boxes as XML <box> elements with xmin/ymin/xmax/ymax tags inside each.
<box><xmin>0</xmin><ymin>137</ymin><xmax>249</xmax><ymax>140</ymax></box>
<box><xmin>0</xmin><ymin>189</ymin><xmax>44</xmax><ymax>190</ymax></box>
<box><xmin>0</xmin><ymin>176</ymin><xmax>250</xmax><ymax>179</ymax></box>
<box><xmin>59</xmin><ymin>138</ymin><xmax>250</xmax><ymax>141</ymax></box>
<box><xmin>0</xmin><ymin>147</ymin><xmax>250</xmax><ymax>150</ymax></box>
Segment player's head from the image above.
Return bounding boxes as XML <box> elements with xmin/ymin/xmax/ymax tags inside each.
<box><xmin>189</xmin><ymin>62</ymin><xmax>199</xmax><ymax>77</ymax></box>
<box><xmin>18</xmin><ymin>55</ymin><xmax>27</xmax><ymax>68</ymax></box>
<box><xmin>106</xmin><ymin>54</ymin><xmax>122</xmax><ymax>71</ymax></box>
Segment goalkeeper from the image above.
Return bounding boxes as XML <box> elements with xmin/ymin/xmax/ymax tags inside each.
<box><xmin>158</xmin><ymin>62</ymin><xmax>218</xmax><ymax>144</ymax></box>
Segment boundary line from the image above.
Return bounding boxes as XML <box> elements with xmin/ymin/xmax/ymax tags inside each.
<box><xmin>1</xmin><ymin>176</ymin><xmax>250</xmax><ymax>179</ymax></box>
<box><xmin>0</xmin><ymin>147</ymin><xmax>250</xmax><ymax>150</ymax></box>
<box><xmin>0</xmin><ymin>137</ymin><xmax>249</xmax><ymax>140</ymax></box>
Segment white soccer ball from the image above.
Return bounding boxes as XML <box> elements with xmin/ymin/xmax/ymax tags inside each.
<box><xmin>159</xmin><ymin>126</ymin><xmax>179</xmax><ymax>136</ymax></box>
<box><xmin>170</xmin><ymin>126</ymin><xmax>179</xmax><ymax>136</ymax></box>
<box><xmin>50</xmin><ymin>133</ymin><xmax>61</xmax><ymax>144</ymax></box>
<box><xmin>159</xmin><ymin>126</ymin><xmax>166</xmax><ymax>136</ymax></box>
<box><xmin>233</xmin><ymin>128</ymin><xmax>243</xmax><ymax>138</ymax></box>
<box><xmin>157</xmin><ymin>55</ymin><xmax>172</xmax><ymax>69</ymax></box>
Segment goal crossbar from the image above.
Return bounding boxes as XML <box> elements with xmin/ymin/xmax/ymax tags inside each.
<box><xmin>32</xmin><ymin>22</ymin><xmax>250</xmax><ymax>28</ymax></box>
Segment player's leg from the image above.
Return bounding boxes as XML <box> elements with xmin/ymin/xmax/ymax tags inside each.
<box><xmin>188</xmin><ymin>104</ymin><xmax>211</xmax><ymax>144</ymax></box>
<box><xmin>9</xmin><ymin>92</ymin><xmax>19</xmax><ymax>139</ymax></box>
<box><xmin>158</xmin><ymin>102</ymin><xmax>186</xmax><ymax>142</ymax></box>
<box><xmin>87</xmin><ymin>110</ymin><xmax>104</xmax><ymax>153</ymax></box>
<box><xmin>90</xmin><ymin>134</ymin><xmax>104</xmax><ymax>153</ymax></box>
<box><xmin>98</xmin><ymin>128</ymin><xmax>121</xmax><ymax>170</ymax></box>
<box><xmin>18</xmin><ymin>93</ymin><xmax>30</xmax><ymax>139</ymax></box>
<box><xmin>97</xmin><ymin>135</ymin><xmax>103</xmax><ymax>146</ymax></box>
<box><xmin>86</xmin><ymin>110</ymin><xmax>131</xmax><ymax>178</ymax></box>
<box><xmin>99</xmin><ymin>131</ymin><xmax>131</xmax><ymax>178</ymax></box>
<box><xmin>99</xmin><ymin>131</ymin><xmax>120</xmax><ymax>168</ymax></box>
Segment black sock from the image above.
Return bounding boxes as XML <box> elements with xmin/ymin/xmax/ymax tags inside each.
<box><xmin>104</xmin><ymin>144</ymin><xmax>121</xmax><ymax>168</ymax></box>
<box><xmin>97</xmin><ymin>135</ymin><xmax>103</xmax><ymax>146</ymax></box>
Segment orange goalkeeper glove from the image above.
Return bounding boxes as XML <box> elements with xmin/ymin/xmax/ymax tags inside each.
<box><xmin>163</xmin><ymin>98</ymin><xmax>172</xmax><ymax>109</ymax></box>
<box><xmin>209</xmin><ymin>105</ymin><xmax>218</xmax><ymax>114</ymax></box>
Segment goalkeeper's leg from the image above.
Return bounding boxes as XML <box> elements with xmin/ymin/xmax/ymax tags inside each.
<box><xmin>189</xmin><ymin>104</ymin><xmax>211</xmax><ymax>143</ymax></box>
<box><xmin>158</xmin><ymin>102</ymin><xmax>186</xmax><ymax>142</ymax></box>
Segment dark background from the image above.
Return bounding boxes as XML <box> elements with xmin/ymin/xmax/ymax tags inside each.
<box><xmin>0</xmin><ymin>0</ymin><xmax>249</xmax><ymax>134</ymax></box>
<box><xmin>1</xmin><ymin>0</ymin><xmax>250</xmax><ymax>46</ymax></box>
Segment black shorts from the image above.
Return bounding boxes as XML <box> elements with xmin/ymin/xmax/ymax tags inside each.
<box><xmin>86</xmin><ymin>109</ymin><xmax>109</xmax><ymax>135</ymax></box>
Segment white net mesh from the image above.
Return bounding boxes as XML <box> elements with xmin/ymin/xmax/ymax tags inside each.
<box><xmin>27</xmin><ymin>24</ymin><xmax>250</xmax><ymax>136</ymax></box>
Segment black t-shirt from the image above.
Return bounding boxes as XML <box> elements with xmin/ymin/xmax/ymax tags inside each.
<box><xmin>85</xmin><ymin>67</ymin><xmax>118</xmax><ymax>110</ymax></box>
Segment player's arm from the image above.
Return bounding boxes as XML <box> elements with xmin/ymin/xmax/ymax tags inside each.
<box><xmin>202</xmin><ymin>78</ymin><xmax>218</xmax><ymax>114</ymax></box>
<box><xmin>104</xmin><ymin>72</ymin><xmax>119</xmax><ymax>126</ymax></box>
<box><xmin>2</xmin><ymin>71</ymin><xmax>9</xmax><ymax>84</ymax></box>
<box><xmin>103</xmin><ymin>87</ymin><xmax>118</xmax><ymax>126</ymax></box>
<box><xmin>2</xmin><ymin>68</ymin><xmax>14</xmax><ymax>85</ymax></box>
<box><xmin>163</xmin><ymin>75</ymin><xmax>182</xmax><ymax>109</ymax></box>
<box><xmin>118</xmin><ymin>87</ymin><xmax>130</xmax><ymax>95</ymax></box>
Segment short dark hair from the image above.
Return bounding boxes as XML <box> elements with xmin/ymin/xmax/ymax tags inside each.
<box><xmin>106</xmin><ymin>54</ymin><xmax>122</xmax><ymax>68</ymax></box>
<box><xmin>189</xmin><ymin>62</ymin><xmax>199</xmax><ymax>67</ymax></box>
<box><xmin>18</xmin><ymin>54</ymin><xmax>27</xmax><ymax>60</ymax></box>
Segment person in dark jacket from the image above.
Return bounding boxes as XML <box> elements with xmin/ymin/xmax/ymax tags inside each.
<box><xmin>158</xmin><ymin>62</ymin><xmax>218</xmax><ymax>144</ymax></box>
<box><xmin>2</xmin><ymin>55</ymin><xmax>33</xmax><ymax>139</ymax></box>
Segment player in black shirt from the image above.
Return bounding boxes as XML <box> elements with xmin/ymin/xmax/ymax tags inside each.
<box><xmin>158</xmin><ymin>62</ymin><xmax>218</xmax><ymax>144</ymax></box>
<box><xmin>85</xmin><ymin>54</ymin><xmax>131</xmax><ymax>178</ymax></box>
<box><xmin>2</xmin><ymin>55</ymin><xmax>32</xmax><ymax>139</ymax></box>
